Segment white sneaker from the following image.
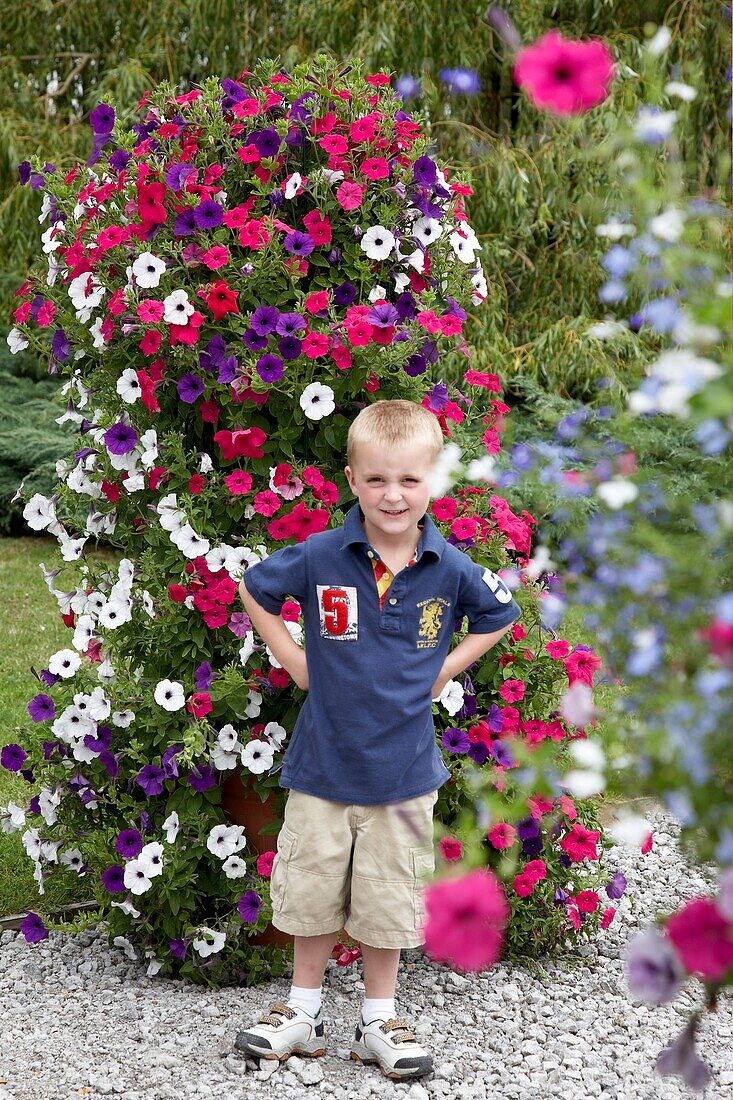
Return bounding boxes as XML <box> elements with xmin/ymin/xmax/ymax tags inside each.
<box><xmin>350</xmin><ymin>1013</ymin><xmax>433</xmax><ymax>1080</ymax></box>
<box><xmin>234</xmin><ymin>1002</ymin><xmax>326</xmax><ymax>1061</ymax></box>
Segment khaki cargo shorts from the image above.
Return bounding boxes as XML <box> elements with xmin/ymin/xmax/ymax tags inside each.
<box><xmin>269</xmin><ymin>787</ymin><xmax>439</xmax><ymax>949</ymax></box>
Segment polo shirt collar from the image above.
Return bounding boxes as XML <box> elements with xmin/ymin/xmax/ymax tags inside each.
<box><xmin>340</xmin><ymin>501</ymin><xmax>445</xmax><ymax>560</ymax></box>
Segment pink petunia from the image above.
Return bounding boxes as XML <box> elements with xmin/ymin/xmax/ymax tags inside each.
<box><xmin>202</xmin><ymin>245</ymin><xmax>230</xmax><ymax>270</ymax></box>
<box><xmin>464</xmin><ymin>369</ymin><xmax>501</xmax><ymax>391</ymax></box>
<box><xmin>432</xmin><ymin>497</ymin><xmax>457</xmax><ymax>521</ymax></box>
<box><xmin>438</xmin><ymin>837</ymin><xmax>463</xmax><ymax>862</ymax></box>
<box><xmin>560</xmin><ymin>823</ymin><xmax>600</xmax><ymax>862</ymax></box>
<box><xmin>513</xmin><ymin>31</ymin><xmax>615</xmax><ymax>117</ymax></box>
<box><xmin>336</xmin><ymin>180</ymin><xmax>366</xmax><ymax>210</ymax></box>
<box><xmin>224</xmin><ymin>470</ymin><xmax>253</xmax><ymax>496</ymax></box>
<box><xmin>666</xmin><ymin>898</ymin><xmax>733</xmax><ymax>982</ymax></box>
<box><xmin>302</xmin><ymin>332</ymin><xmax>330</xmax><ymax>359</ymax></box>
<box><xmin>256</xmin><ymin>851</ymin><xmax>276</xmax><ymax>877</ymax></box>
<box><xmin>499</xmin><ymin>679</ymin><xmax>526</xmax><ymax>703</ymax></box>
<box><xmin>137</xmin><ymin>299</ymin><xmax>165</xmax><ymax>323</ymax></box>
<box><xmin>564</xmin><ymin>647</ymin><xmax>602</xmax><ymax>687</ymax></box>
<box><xmin>253</xmin><ymin>490</ymin><xmax>281</xmax><ymax>517</ymax></box>
<box><xmin>450</xmin><ymin>516</ymin><xmax>479</xmax><ymax>540</ymax></box>
<box><xmin>513</xmin><ymin>872</ymin><xmax>536</xmax><ymax>898</ymax></box>
<box><xmin>524</xmin><ymin>859</ymin><xmax>547</xmax><ymax>885</ymax></box>
<box><xmin>360</xmin><ymin>156</ymin><xmax>389</xmax><ymax>180</ymax></box>
<box><xmin>487</xmin><ymin>822</ymin><xmax>516</xmax><ymax>850</ymax></box>
<box><xmin>600</xmin><ymin>906</ymin><xmax>616</xmax><ymax>929</ymax></box>
<box><xmin>545</xmin><ymin>639</ymin><xmax>570</xmax><ymax>659</ymax></box>
<box><xmin>422</xmin><ymin>868</ymin><xmax>509</xmax><ymax>972</ymax></box>
<box><xmin>575</xmin><ymin>889</ymin><xmax>600</xmax><ymax>914</ymax></box>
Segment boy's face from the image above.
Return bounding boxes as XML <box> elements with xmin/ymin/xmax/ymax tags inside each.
<box><xmin>344</xmin><ymin>440</ymin><xmax>436</xmax><ymax>547</ymax></box>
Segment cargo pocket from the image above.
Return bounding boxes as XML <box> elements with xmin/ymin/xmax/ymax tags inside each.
<box><xmin>269</xmin><ymin>825</ymin><xmax>298</xmax><ymax>915</ymax></box>
<box><xmin>411</xmin><ymin>845</ymin><xmax>436</xmax><ymax>931</ymax></box>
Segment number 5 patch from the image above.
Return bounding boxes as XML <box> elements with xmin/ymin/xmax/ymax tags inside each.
<box><xmin>481</xmin><ymin>568</ymin><xmax>513</xmax><ymax>604</ymax></box>
<box><xmin>317</xmin><ymin>585</ymin><xmax>359</xmax><ymax>640</ymax></box>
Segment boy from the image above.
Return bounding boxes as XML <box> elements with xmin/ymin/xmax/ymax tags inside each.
<box><xmin>234</xmin><ymin>400</ymin><xmax>520</xmax><ymax>1080</ymax></box>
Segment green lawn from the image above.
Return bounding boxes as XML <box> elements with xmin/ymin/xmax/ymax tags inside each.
<box><xmin>0</xmin><ymin>535</ymin><xmax>618</xmax><ymax>921</ymax></box>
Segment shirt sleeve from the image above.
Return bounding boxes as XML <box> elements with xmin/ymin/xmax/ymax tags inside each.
<box><xmin>456</xmin><ymin>559</ymin><xmax>521</xmax><ymax>634</ymax></box>
<box><xmin>241</xmin><ymin>542</ymin><xmax>309</xmax><ymax>614</ymax></box>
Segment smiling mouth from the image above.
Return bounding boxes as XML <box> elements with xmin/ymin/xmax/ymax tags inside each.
<box><xmin>382</xmin><ymin>509</ymin><xmax>407</xmax><ymax>515</ymax></box>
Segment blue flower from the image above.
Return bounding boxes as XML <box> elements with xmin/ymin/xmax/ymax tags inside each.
<box><xmin>601</xmin><ymin>245</ymin><xmax>636</xmax><ymax>279</ymax></box>
<box><xmin>439</xmin><ymin>68</ymin><xmax>481</xmax><ymax>94</ymax></box>
<box><xmin>395</xmin><ymin>74</ymin><xmax>421</xmax><ymax>100</ymax></box>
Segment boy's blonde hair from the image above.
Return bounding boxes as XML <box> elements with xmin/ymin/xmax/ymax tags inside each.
<box><xmin>346</xmin><ymin>399</ymin><xmax>444</xmax><ymax>469</ymax></box>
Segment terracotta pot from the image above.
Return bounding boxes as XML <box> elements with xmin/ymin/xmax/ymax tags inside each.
<box><xmin>221</xmin><ymin>774</ymin><xmax>292</xmax><ymax>950</ymax></box>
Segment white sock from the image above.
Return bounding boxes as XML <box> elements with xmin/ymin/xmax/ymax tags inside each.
<box><xmin>287</xmin><ymin>984</ymin><xmax>322</xmax><ymax>1017</ymax></box>
<box><xmin>361</xmin><ymin>996</ymin><xmax>395</xmax><ymax>1025</ymax></box>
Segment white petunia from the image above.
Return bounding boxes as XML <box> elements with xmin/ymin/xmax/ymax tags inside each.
<box><xmin>217</xmin><ymin>724</ymin><xmax>241</xmax><ymax>752</ymax></box>
<box><xmin>6</xmin><ymin>328</ymin><xmax>29</xmax><ymax>354</ymax></box>
<box><xmin>1</xmin><ymin>802</ymin><xmax>26</xmax><ymax>834</ymax></box>
<box><xmin>110</xmin><ymin>899</ymin><xmax>141</xmax><ymax>918</ymax></box>
<box><xmin>607</xmin><ymin>809</ymin><xmax>652</xmax><ymax>846</ymax></box>
<box><xmin>41</xmin><ymin>223</ymin><xmax>63</xmax><ymax>254</ymax></box>
<box><xmin>244</xmin><ymin>689</ymin><xmax>262</xmax><ymax>718</ymax></box>
<box><xmin>449</xmin><ymin>229</ymin><xmax>477</xmax><ymax>264</ymax></box>
<box><xmin>360</xmin><ymin>225</ymin><xmax>396</xmax><ymax>261</ymax></box>
<box><xmin>300</xmin><ymin>382</ymin><xmax>335</xmax><ymax>421</ymax></box>
<box><xmin>38</xmin><ymin>787</ymin><xmax>62</xmax><ymax>826</ymax></box>
<box><xmin>426</xmin><ymin>441</ymin><xmax>463</xmax><ymax>498</ymax></box>
<box><xmin>154</xmin><ymin>679</ymin><xmax>186</xmax><ymax>711</ymax></box>
<box><xmin>597</xmin><ymin>478</ymin><xmax>638</xmax><ymax>509</ymax></box>
<box><xmin>524</xmin><ymin>545</ymin><xmax>555</xmax><ymax>581</ymax></box>
<box><xmin>586</xmin><ymin>320</ymin><xmax>628</xmax><ymax>339</ymax></box>
<box><xmin>649</xmin><ymin>206</ymin><xmax>685</xmax><ymax>242</ymax></box>
<box><xmin>240</xmin><ymin>739</ymin><xmax>275</xmax><ymax>774</ymax></box>
<box><xmin>434</xmin><ymin>679</ymin><xmax>465</xmax><ymax>714</ymax></box>
<box><xmin>138</xmin><ymin>841</ymin><xmax>164</xmax><ymax>877</ymax></box>
<box><xmin>262</xmin><ymin>722</ymin><xmax>287</xmax><ymax>749</ymax></box>
<box><xmin>560</xmin><ymin>769</ymin><xmax>606</xmax><ymax>798</ymax></box>
<box><xmin>645</xmin><ymin>25</ymin><xmax>672</xmax><ymax>56</ymax></box>
<box><xmin>89</xmin><ymin>316</ymin><xmax>107</xmax><ymax>350</ymax></box>
<box><xmin>465</xmin><ymin>455</ymin><xmax>497</xmax><ymax>483</ymax></box>
<box><xmin>163</xmin><ymin>288</ymin><xmax>194</xmax><ymax>325</ymax></box>
<box><xmin>633</xmin><ymin>107</ymin><xmax>677</xmax><ymax>143</ymax></box>
<box><xmin>192</xmin><ymin>927</ymin><xmax>226</xmax><ymax>957</ymax></box>
<box><xmin>569</xmin><ymin>738</ymin><xmax>606</xmax><ymax>771</ymax></box>
<box><xmin>206</xmin><ymin>823</ymin><xmax>247</xmax><ymax>860</ymax></box>
<box><xmin>52</xmin><ymin>705</ymin><xmax>95</xmax><ymax>744</ymax></box>
<box><xmin>205</xmin><ymin>546</ymin><xmax>229</xmax><ymax>572</ymax></box>
<box><xmin>22</xmin><ymin>828</ymin><xmax>43</xmax><ymax>861</ymax></box>
<box><xmin>116</xmin><ymin>368</ymin><xmax>142</xmax><ymax>403</ymax></box>
<box><xmin>72</xmin><ymin>615</ymin><xmax>96</xmax><ymax>652</ymax></box>
<box><xmin>68</xmin><ymin>272</ymin><xmax>106</xmax><ymax>317</ymax></box>
<box><xmin>411</xmin><ymin>217</ymin><xmax>443</xmax><ymax>246</ymax></box>
<box><xmin>110</xmin><ymin>709</ymin><xmax>134</xmax><ymax>727</ymax></box>
<box><xmin>222</xmin><ymin>855</ymin><xmax>248</xmax><ymax>879</ymax></box>
<box><xmin>132</xmin><ymin>252</ymin><xmax>166</xmax><ymax>289</ymax></box>
<box><xmin>48</xmin><ymin>649</ymin><xmax>82</xmax><ymax>679</ymax></box>
<box><xmin>60</xmin><ymin>847</ymin><xmax>84</xmax><ymax>873</ymax></box>
<box><xmin>665</xmin><ymin>80</ymin><xmax>697</xmax><ymax>101</ymax></box>
<box><xmin>560</xmin><ymin>682</ymin><xmax>595</xmax><ymax>728</ymax></box>
<box><xmin>23</xmin><ymin>494</ymin><xmax>57</xmax><ymax>531</ymax></box>
<box><xmin>238</xmin><ymin>634</ymin><xmax>257</xmax><ymax>666</ymax></box>
<box><xmin>86</xmin><ymin>687</ymin><xmax>111</xmax><ymax>721</ymax></box>
<box><xmin>283</xmin><ymin>172</ymin><xmax>304</xmax><ymax>198</ymax></box>
<box><xmin>124</xmin><ymin>858</ymin><xmax>154</xmax><ymax>895</ymax></box>
<box><xmin>211</xmin><ymin>743</ymin><xmax>240</xmax><ymax>770</ymax></box>
<box><xmin>367</xmin><ymin>285</ymin><xmax>388</xmax><ymax>303</ymax></box>
<box><xmin>595</xmin><ymin>220</ymin><xmax>636</xmax><ymax>240</ymax></box>
<box><xmin>97</xmin><ymin>597</ymin><xmax>133</xmax><ymax>630</ymax></box>
<box><xmin>113</xmin><ymin>935</ymin><xmax>138</xmax><ymax>959</ymax></box>
<box><xmin>470</xmin><ymin>267</ymin><xmax>488</xmax><ymax>305</ymax></box>
<box><xmin>141</xmin><ymin>591</ymin><xmax>155</xmax><ymax>618</ymax></box>
<box><xmin>158</xmin><ymin>507</ymin><xmax>186</xmax><ymax>533</ymax></box>
<box><xmin>171</xmin><ymin>523</ymin><xmax>211</xmax><ymax>558</ymax></box>
<box><xmin>139</xmin><ymin>429</ymin><xmax>158</xmax><ymax>468</ymax></box>
<box><xmin>163</xmin><ymin>811</ymin><xmax>180</xmax><ymax>844</ymax></box>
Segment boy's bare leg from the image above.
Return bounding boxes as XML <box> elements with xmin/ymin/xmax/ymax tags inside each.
<box><xmin>292</xmin><ymin>932</ymin><xmax>339</xmax><ymax>987</ymax></box>
<box><xmin>360</xmin><ymin>943</ymin><xmax>400</xmax><ymax>999</ymax></box>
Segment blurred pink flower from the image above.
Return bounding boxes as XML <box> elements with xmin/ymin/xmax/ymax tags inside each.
<box><xmin>423</xmin><ymin>868</ymin><xmax>509</xmax><ymax>972</ymax></box>
<box><xmin>514</xmin><ymin>31</ymin><xmax>615</xmax><ymax>116</ymax></box>
<box><xmin>666</xmin><ymin>898</ymin><xmax>733</xmax><ymax>982</ymax></box>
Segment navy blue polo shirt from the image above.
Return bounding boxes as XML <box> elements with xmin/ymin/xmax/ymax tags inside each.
<box><xmin>241</xmin><ymin>502</ymin><xmax>521</xmax><ymax>805</ymax></box>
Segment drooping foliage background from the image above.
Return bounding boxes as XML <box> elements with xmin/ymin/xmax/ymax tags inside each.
<box><xmin>0</xmin><ymin>0</ymin><xmax>728</xmax><ymax>533</ymax></box>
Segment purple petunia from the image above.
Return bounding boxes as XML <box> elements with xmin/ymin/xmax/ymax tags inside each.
<box><xmin>102</xmin><ymin>865</ymin><xmax>126</xmax><ymax>894</ymax></box>
<box><xmin>218</xmin><ymin>356</ymin><xmax>238</xmax><ymax>385</ymax></box>
<box><xmin>468</xmin><ymin>741</ymin><xmax>490</xmax><ymax>764</ymax></box>
<box><xmin>20</xmin><ymin>912</ymin><xmax>48</xmax><ymax>944</ymax></box>
<box><xmin>174</xmin><ymin>209</ymin><xmax>197</xmax><ymax>237</ymax></box>
<box><xmin>109</xmin><ymin>149</ymin><xmax>131</xmax><ymax>172</ymax></box>
<box><xmin>248</xmin><ymin>127</ymin><xmax>281</xmax><ymax>157</ymax></box>
<box><xmin>242</xmin><ymin>328</ymin><xmax>268</xmax><ymax>351</ymax></box>
<box><xmin>367</xmin><ymin>302</ymin><xmax>400</xmax><ymax>328</ymax></box>
<box><xmin>256</xmin><ymin>354</ymin><xmax>284</xmax><ymax>383</ymax></box>
<box><xmin>51</xmin><ymin>328</ymin><xmax>70</xmax><ymax>362</ymax></box>
<box><xmin>166</xmin><ymin>162</ymin><xmax>196</xmax><ymax>190</ymax></box>
<box><xmin>195</xmin><ymin>662</ymin><xmax>214</xmax><ymax>691</ymax></box>
<box><xmin>250</xmin><ymin>306</ymin><xmax>280</xmax><ymax>335</ymax></box>
<box><xmin>193</xmin><ymin>200</ymin><xmax>223</xmax><ymax>229</ymax></box>
<box><xmin>104</xmin><ymin>422</ymin><xmax>138</xmax><ymax>456</ymax></box>
<box><xmin>18</xmin><ymin>161</ymin><xmax>31</xmax><ymax>185</ymax></box>
<box><xmin>28</xmin><ymin>694</ymin><xmax>55</xmax><ymax>722</ymax></box>
<box><xmin>413</xmin><ymin>155</ymin><xmax>438</xmax><ymax>187</ymax></box>
<box><xmin>169</xmin><ymin>937</ymin><xmax>187</xmax><ymax>959</ymax></box>
<box><xmin>177</xmin><ymin>373</ymin><xmax>205</xmax><ymax>404</ymax></box>
<box><xmin>333</xmin><ymin>281</ymin><xmax>357</xmax><ymax>307</ymax></box>
<box><xmin>490</xmin><ymin>740</ymin><xmax>516</xmax><ymax>767</ymax></box>
<box><xmin>161</xmin><ymin>745</ymin><xmax>180</xmax><ymax>780</ymax></box>
<box><xmin>517</xmin><ymin>815</ymin><xmax>540</xmax><ymax>841</ymax></box>
<box><xmin>115</xmin><ymin>828</ymin><xmax>143</xmax><ymax>858</ymax></box>
<box><xmin>404</xmin><ymin>352</ymin><xmax>427</xmax><ymax>377</ymax></box>
<box><xmin>278</xmin><ymin>336</ymin><xmax>302</xmax><ymax>360</ymax></box>
<box><xmin>90</xmin><ymin>102</ymin><xmax>116</xmax><ymax>135</ymax></box>
<box><xmin>283</xmin><ymin>230</ymin><xmax>314</xmax><ymax>257</ymax></box>
<box><xmin>136</xmin><ymin>764</ymin><xmax>165</xmax><ymax>796</ymax></box>
<box><xmin>441</xmin><ymin>727</ymin><xmax>470</xmax><ymax>754</ymax></box>
<box><xmin>606</xmin><ymin>871</ymin><xmax>628</xmax><ymax>900</ymax></box>
<box><xmin>188</xmin><ymin>765</ymin><xmax>216</xmax><ymax>792</ymax></box>
<box><xmin>275</xmin><ymin>312</ymin><xmax>306</xmax><ymax>337</ymax></box>
<box><xmin>238</xmin><ymin>890</ymin><xmax>263</xmax><ymax>923</ymax></box>
<box><xmin>1</xmin><ymin>744</ymin><xmax>27</xmax><ymax>772</ymax></box>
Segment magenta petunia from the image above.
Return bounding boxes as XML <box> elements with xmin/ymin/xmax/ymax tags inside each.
<box><xmin>422</xmin><ymin>868</ymin><xmax>509</xmax><ymax>972</ymax></box>
<box><xmin>513</xmin><ymin>31</ymin><xmax>615</xmax><ymax>116</ymax></box>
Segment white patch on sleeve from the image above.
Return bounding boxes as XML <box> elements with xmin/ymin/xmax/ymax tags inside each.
<box><xmin>317</xmin><ymin>585</ymin><xmax>358</xmax><ymax>640</ymax></box>
<box><xmin>481</xmin><ymin>569</ymin><xmax>513</xmax><ymax>604</ymax></box>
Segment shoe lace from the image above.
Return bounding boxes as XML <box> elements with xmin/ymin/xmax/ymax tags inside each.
<box><xmin>378</xmin><ymin>1017</ymin><xmax>417</xmax><ymax>1043</ymax></box>
<box><xmin>257</xmin><ymin>1002</ymin><xmax>296</xmax><ymax>1027</ymax></box>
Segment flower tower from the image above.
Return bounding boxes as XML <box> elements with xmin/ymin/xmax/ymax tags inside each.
<box><xmin>3</xmin><ymin>55</ymin><xmax>617</xmax><ymax>984</ymax></box>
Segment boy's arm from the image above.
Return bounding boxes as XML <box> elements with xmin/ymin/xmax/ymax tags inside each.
<box><xmin>239</xmin><ymin>580</ymin><xmax>309</xmax><ymax>691</ymax></box>
<box><xmin>431</xmin><ymin>623</ymin><xmax>514</xmax><ymax>700</ymax></box>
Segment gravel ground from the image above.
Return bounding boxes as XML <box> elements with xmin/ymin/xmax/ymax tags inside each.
<box><xmin>1</xmin><ymin>808</ymin><xmax>731</xmax><ymax>1100</ymax></box>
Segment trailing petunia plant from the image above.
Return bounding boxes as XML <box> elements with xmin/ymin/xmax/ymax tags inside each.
<box><xmin>2</xmin><ymin>53</ymin><xmax>618</xmax><ymax>984</ymax></box>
